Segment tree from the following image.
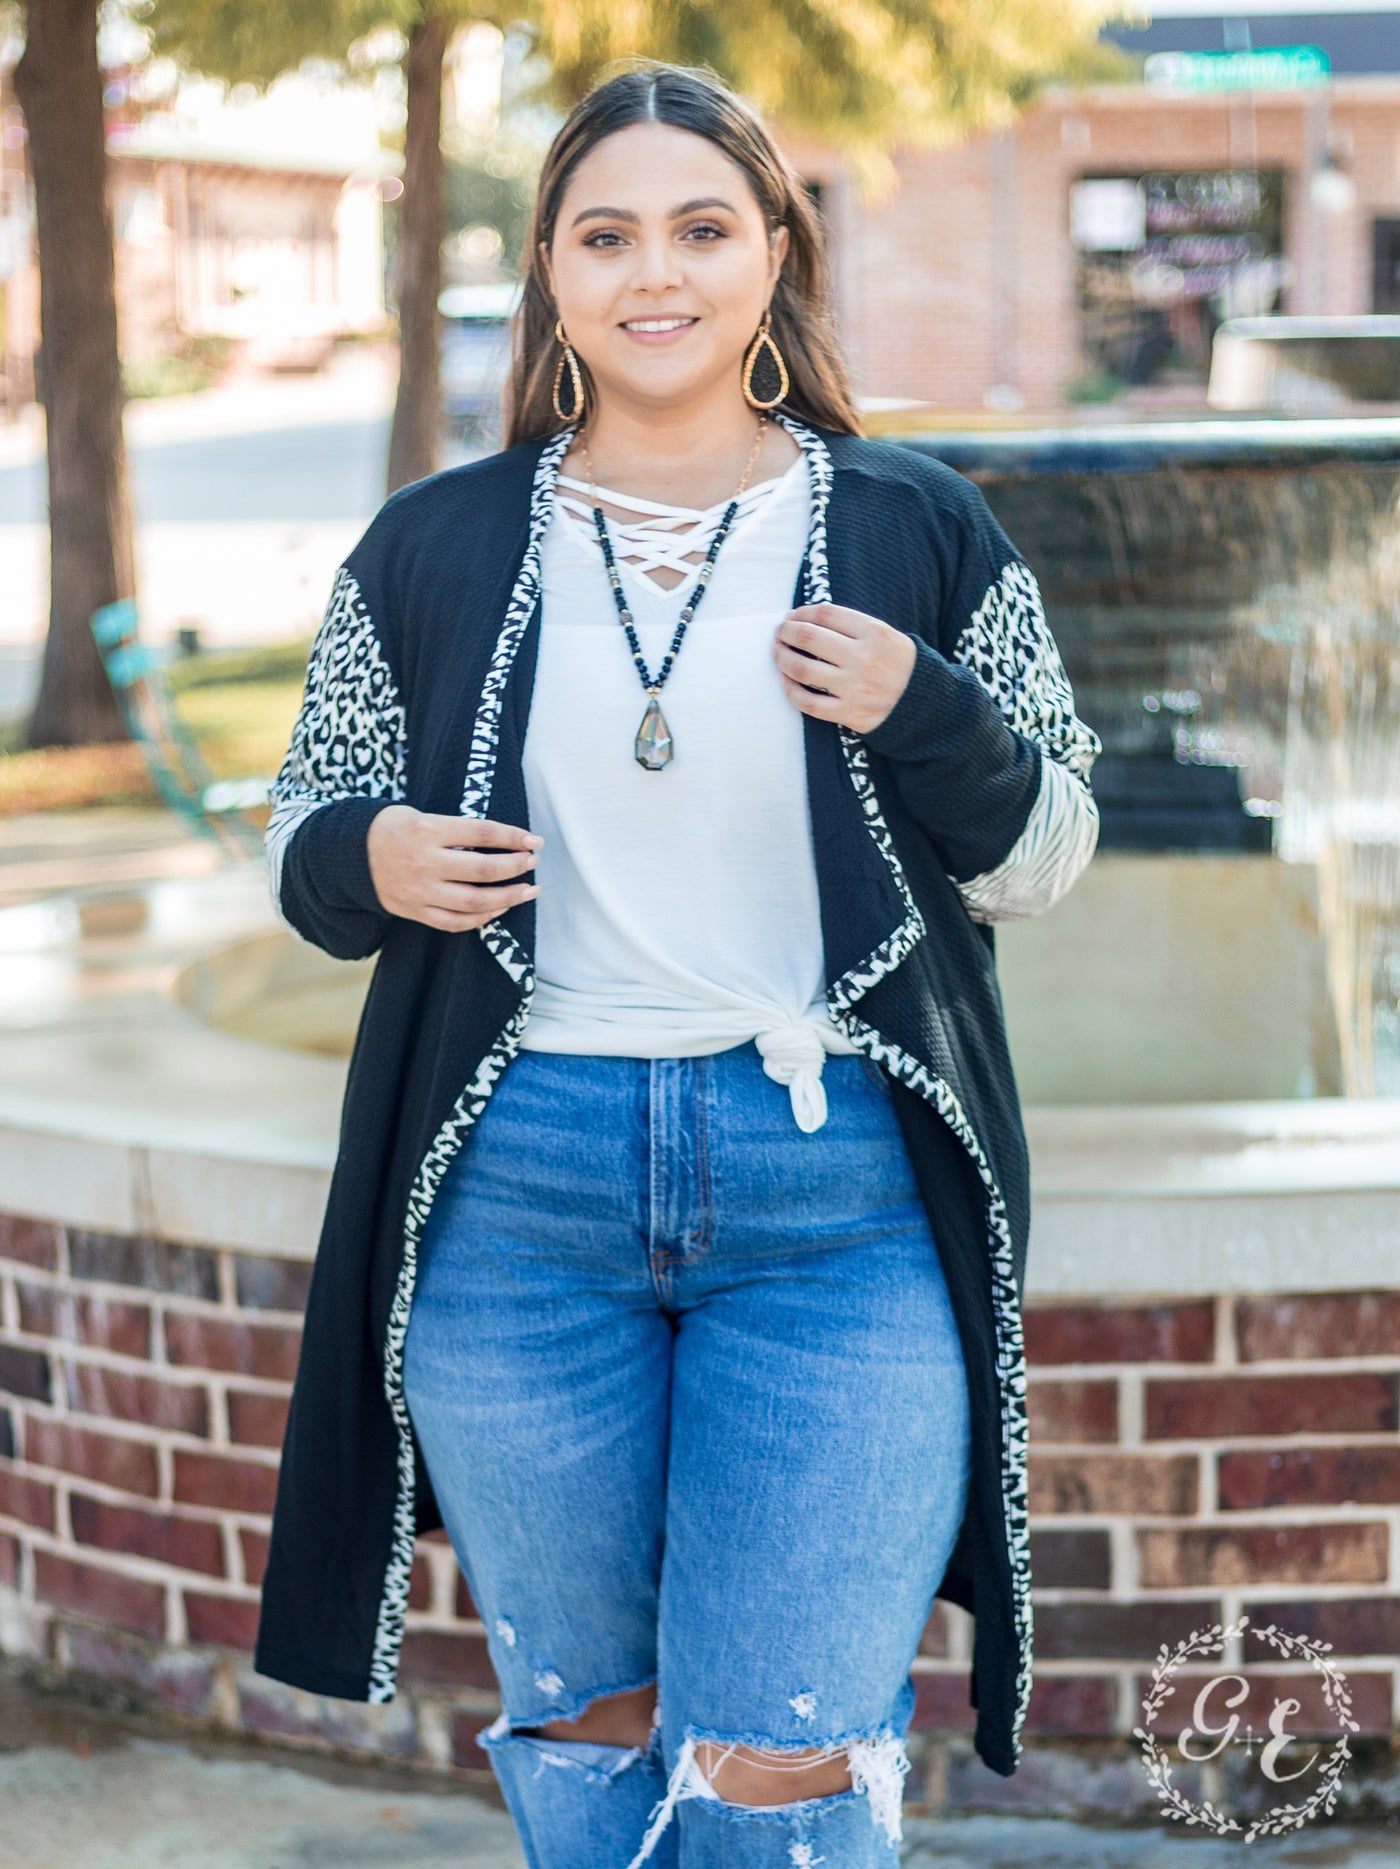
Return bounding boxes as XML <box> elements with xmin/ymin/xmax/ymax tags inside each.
<box><xmin>148</xmin><ymin>0</ymin><xmax>1126</xmax><ymax>494</ymax></box>
<box><xmin>15</xmin><ymin>0</ymin><xmax>135</xmax><ymax>747</ymax></box>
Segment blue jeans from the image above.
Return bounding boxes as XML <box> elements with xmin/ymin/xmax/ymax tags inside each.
<box><xmin>401</xmin><ymin>1041</ymin><xmax>973</xmax><ymax>1868</ymax></box>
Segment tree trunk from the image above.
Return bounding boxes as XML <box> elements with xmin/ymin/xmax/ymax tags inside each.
<box><xmin>15</xmin><ymin>0</ymin><xmax>134</xmax><ymax>748</ymax></box>
<box><xmin>385</xmin><ymin>11</ymin><xmax>448</xmax><ymax>495</ymax></box>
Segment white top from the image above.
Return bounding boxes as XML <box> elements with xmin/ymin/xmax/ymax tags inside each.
<box><xmin>518</xmin><ymin>447</ymin><xmax>857</xmax><ymax>1132</ymax></box>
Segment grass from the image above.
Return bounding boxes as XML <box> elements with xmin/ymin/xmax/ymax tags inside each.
<box><xmin>0</xmin><ymin>641</ymin><xmax>311</xmax><ymax>819</ymax></box>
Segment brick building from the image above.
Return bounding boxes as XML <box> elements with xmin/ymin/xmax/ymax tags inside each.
<box><xmin>789</xmin><ymin>7</ymin><xmax>1400</xmax><ymax>413</ymax></box>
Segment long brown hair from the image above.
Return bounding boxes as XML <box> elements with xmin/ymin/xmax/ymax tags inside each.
<box><xmin>502</xmin><ymin>60</ymin><xmax>863</xmax><ymax>448</ymax></box>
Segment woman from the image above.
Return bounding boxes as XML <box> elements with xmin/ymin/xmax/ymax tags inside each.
<box><xmin>256</xmin><ymin>61</ymin><xmax>1102</xmax><ymax>1868</ymax></box>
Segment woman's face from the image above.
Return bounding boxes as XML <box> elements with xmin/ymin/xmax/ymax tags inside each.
<box><xmin>541</xmin><ymin>121</ymin><xmax>789</xmax><ymax>416</ymax></box>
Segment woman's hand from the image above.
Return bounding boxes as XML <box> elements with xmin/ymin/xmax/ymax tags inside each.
<box><xmin>772</xmin><ymin>604</ymin><xmax>917</xmax><ymax>735</ymax></box>
<box><xmin>367</xmin><ymin>806</ymin><xmax>541</xmax><ymax>933</ymax></box>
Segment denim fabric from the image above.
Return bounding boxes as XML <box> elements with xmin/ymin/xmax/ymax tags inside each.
<box><xmin>401</xmin><ymin>1041</ymin><xmax>973</xmax><ymax>1868</ymax></box>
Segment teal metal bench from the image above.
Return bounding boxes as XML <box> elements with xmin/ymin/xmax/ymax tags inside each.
<box><xmin>91</xmin><ymin>600</ymin><xmax>269</xmax><ymax>858</ymax></box>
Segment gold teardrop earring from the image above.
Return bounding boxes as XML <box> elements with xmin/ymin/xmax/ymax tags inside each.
<box><xmin>552</xmin><ymin>318</ymin><xmax>585</xmax><ymax>422</ymax></box>
<box><xmin>741</xmin><ymin>308</ymin><xmax>790</xmax><ymax>410</ymax></box>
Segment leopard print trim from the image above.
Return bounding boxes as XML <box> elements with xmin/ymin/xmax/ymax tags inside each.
<box><xmin>840</xmin><ymin>1011</ymin><xmax>1035</xmax><ymax>1763</ymax></box>
<box><xmin>953</xmin><ymin>560</ymin><xmax>1102</xmax><ymax>787</ymax></box>
<box><xmin>264</xmin><ymin>567</ymin><xmax>407</xmax><ymax>923</ymax></box>
<box><xmin>774</xmin><ymin>412</ymin><xmax>1033</xmax><ymax>1760</ymax></box>
<box><xmin>771</xmin><ymin>410</ymin><xmax>927</xmax><ymax>1015</ymax></box>
<box><xmin>368</xmin><ymin>433</ymin><xmax>578</xmax><ymax>1699</ymax></box>
<box><xmin>367</xmin><ymin>996</ymin><xmax>531</xmax><ymax>1703</ymax></box>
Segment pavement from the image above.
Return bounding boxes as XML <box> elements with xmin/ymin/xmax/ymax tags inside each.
<box><xmin>3</xmin><ymin>1676</ymin><xmax>1399</xmax><ymax>1869</ymax></box>
<box><xmin>0</xmin><ymin>350</ymin><xmax>479</xmax><ymax>722</ymax></box>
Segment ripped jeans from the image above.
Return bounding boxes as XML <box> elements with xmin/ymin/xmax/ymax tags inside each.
<box><xmin>401</xmin><ymin>1041</ymin><xmax>973</xmax><ymax>1868</ymax></box>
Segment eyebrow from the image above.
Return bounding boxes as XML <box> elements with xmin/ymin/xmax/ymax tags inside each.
<box><xmin>568</xmin><ymin>196</ymin><xmax>737</xmax><ymax>230</ymax></box>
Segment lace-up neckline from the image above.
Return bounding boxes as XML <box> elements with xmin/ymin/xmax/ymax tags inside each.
<box><xmin>554</xmin><ymin>455</ymin><xmax>805</xmax><ymax>594</ymax></box>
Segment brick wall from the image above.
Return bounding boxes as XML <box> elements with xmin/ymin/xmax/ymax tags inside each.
<box><xmin>2</xmin><ymin>1207</ymin><xmax>1395</xmax><ymax>1799</ymax></box>
<box><xmin>831</xmin><ymin>84</ymin><xmax>1400</xmax><ymax>411</ymax></box>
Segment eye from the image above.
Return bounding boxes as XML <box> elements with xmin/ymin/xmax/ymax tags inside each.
<box><xmin>682</xmin><ymin>221</ymin><xmax>725</xmax><ymax>241</ymax></box>
<box><xmin>582</xmin><ymin>228</ymin><xmax>628</xmax><ymax>249</ymax></box>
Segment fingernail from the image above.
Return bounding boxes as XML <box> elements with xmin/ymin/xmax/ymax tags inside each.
<box><xmin>527</xmin><ymin>835</ymin><xmax>543</xmax><ymax>848</ymax></box>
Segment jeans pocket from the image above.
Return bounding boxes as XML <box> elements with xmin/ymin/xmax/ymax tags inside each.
<box><xmin>859</xmin><ymin>1053</ymin><xmax>896</xmax><ymax>1099</ymax></box>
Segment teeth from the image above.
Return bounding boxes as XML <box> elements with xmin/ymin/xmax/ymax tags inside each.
<box><xmin>625</xmin><ymin>318</ymin><xmax>695</xmax><ymax>331</ymax></box>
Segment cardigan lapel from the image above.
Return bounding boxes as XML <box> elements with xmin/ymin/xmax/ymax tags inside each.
<box><xmin>459</xmin><ymin>409</ymin><xmax>927</xmax><ymax>1020</ymax></box>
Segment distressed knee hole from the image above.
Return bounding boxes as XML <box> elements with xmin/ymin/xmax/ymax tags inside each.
<box><xmin>698</xmin><ymin>1740</ymin><xmax>852</xmax><ymax>1807</ymax></box>
<box><xmin>623</xmin><ymin>1728</ymin><xmax>912</xmax><ymax>1866</ymax></box>
<box><xmin>517</xmin><ymin>1681</ymin><xmax>658</xmax><ymax>1751</ymax></box>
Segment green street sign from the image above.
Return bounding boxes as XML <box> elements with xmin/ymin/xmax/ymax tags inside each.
<box><xmin>1144</xmin><ymin>46</ymin><xmax>1330</xmax><ymax>92</ymax></box>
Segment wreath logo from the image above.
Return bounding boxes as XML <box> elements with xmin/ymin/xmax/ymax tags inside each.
<box><xmin>1133</xmin><ymin>1614</ymin><xmax>1356</xmax><ymax>1841</ymax></box>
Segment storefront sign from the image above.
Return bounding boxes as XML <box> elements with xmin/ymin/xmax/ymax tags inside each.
<box><xmin>1144</xmin><ymin>46</ymin><xmax>1330</xmax><ymax>92</ymax></box>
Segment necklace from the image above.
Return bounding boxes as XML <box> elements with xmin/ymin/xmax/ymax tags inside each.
<box><xmin>579</xmin><ymin>414</ymin><xmax>769</xmax><ymax>770</ymax></box>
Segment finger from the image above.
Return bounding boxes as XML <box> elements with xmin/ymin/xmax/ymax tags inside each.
<box><xmin>783</xmin><ymin>602</ymin><xmax>868</xmax><ymax>639</ymax></box>
<box><xmin>425</xmin><ymin>880</ymin><xmax>540</xmax><ymax>913</ymax></box>
<box><xmin>419</xmin><ymin>814</ymin><xmax>543</xmax><ymax>851</ymax></box>
<box><xmin>774</xmin><ymin>617</ymin><xmax>849</xmax><ymax>663</ymax></box>
<box><xmin>437</xmin><ymin>847</ymin><xmax>539</xmax><ymax>884</ymax></box>
<box><xmin>774</xmin><ymin>643</ymin><xmax>846</xmax><ymax>692</ymax></box>
<box><xmin>778</xmin><ymin>673</ymin><xmax>846</xmax><ymax>720</ymax></box>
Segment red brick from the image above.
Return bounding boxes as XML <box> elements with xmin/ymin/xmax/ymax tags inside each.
<box><xmin>34</xmin><ymin>1548</ymin><xmax>166</xmax><ymax>1638</ymax></box>
<box><xmin>1132</xmin><ymin>1668</ymin><xmax>1393</xmax><ymax>1736</ymax></box>
<box><xmin>1219</xmin><ymin>1445</ymin><xmax>1400</xmax><ymax>1511</ymax></box>
<box><xmin>226</xmin><ymin>1389</ymin><xmax>290</xmax><ymax>1449</ymax></box>
<box><xmin>1145</xmin><ymin>1374</ymin><xmax>1397</xmax><ymax>1441</ymax></box>
<box><xmin>184</xmin><ymin>1591</ymin><xmax>260</xmax><ymax>1650</ymax></box>
<box><xmin>1026</xmin><ymin>1301</ymin><xmax>1214</xmax><ymax>1366</ymax></box>
<box><xmin>63</xmin><ymin>1626</ymin><xmax>218</xmax><ymax>1717</ymax></box>
<box><xmin>22</xmin><ymin>1416</ymin><xmax>159</xmax><ymax>1497</ymax></box>
<box><xmin>1236</xmin><ymin>1292</ymin><xmax>1400</xmax><ymax>1363</ymax></box>
<box><xmin>1029</xmin><ymin>1451</ymin><xmax>1198</xmax><ymax>1516</ymax></box>
<box><xmin>0</xmin><ymin>1529</ymin><xmax>17</xmax><ymax>1587</ymax></box>
<box><xmin>399</xmin><ymin>1628</ymin><xmax>497</xmax><ymax>1689</ymax></box>
<box><xmin>163</xmin><ymin>1313</ymin><xmax>301</xmax><ymax>1383</ymax></box>
<box><xmin>1240</xmin><ymin>1597</ymin><xmax>1400</xmax><ymax>1658</ymax></box>
<box><xmin>452</xmin><ymin>1708</ymin><xmax>503</xmax><ymax>1766</ymax></box>
<box><xmin>173</xmin><ymin>1449</ymin><xmax>279</xmax><ymax>1515</ymax></box>
<box><xmin>909</xmin><ymin>1670</ymin><xmax>977</xmax><ymax>1732</ymax></box>
<box><xmin>233</xmin><ymin>1254</ymin><xmax>311</xmax><ymax>1315</ymax></box>
<box><xmin>409</xmin><ymin>1553</ymin><xmax>433</xmax><ymax>1613</ymax></box>
<box><xmin>17</xmin><ymin>1282</ymin><xmax>152</xmax><ymax>1359</ymax></box>
<box><xmin>1031</xmin><ymin>1527</ymin><xmax>1112</xmax><ymax>1590</ymax></box>
<box><xmin>918</xmin><ymin>1603</ymin><xmax>952</xmax><ymax>1657</ymax></box>
<box><xmin>1024</xmin><ymin>1673</ymin><xmax>1117</xmax><ymax>1736</ymax></box>
<box><xmin>240</xmin><ymin>1527</ymin><xmax>270</xmax><ymax>1588</ymax></box>
<box><xmin>68</xmin><ymin>1232</ymin><xmax>217</xmax><ymax>1301</ymax></box>
<box><xmin>1137</xmin><ymin>1522</ymin><xmax>1389</xmax><ymax>1589</ymax></box>
<box><xmin>0</xmin><ymin>1344</ymin><xmax>52</xmax><ymax>1404</ymax></box>
<box><xmin>0</xmin><ymin>1462</ymin><xmax>55</xmax><ymax>1532</ymax></box>
<box><xmin>69</xmin><ymin>1493</ymin><xmax>225</xmax><ymax>1577</ymax></box>
<box><xmin>0</xmin><ymin>1215</ymin><xmax>59</xmax><ymax>1270</ymax></box>
<box><xmin>1028</xmin><ymin>1378</ymin><xmax>1119</xmax><ymax>1443</ymax></box>
<box><xmin>1035</xmin><ymin>1598</ymin><xmax>1223</xmax><ymax>1661</ymax></box>
<box><xmin>455</xmin><ymin>1568</ymin><xmax>479</xmax><ymax>1621</ymax></box>
<box><xmin>64</xmin><ymin>1362</ymin><xmax>208</xmax><ymax>1437</ymax></box>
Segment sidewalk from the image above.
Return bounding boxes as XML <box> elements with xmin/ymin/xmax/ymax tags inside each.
<box><xmin>2</xmin><ymin>1677</ymin><xmax>1398</xmax><ymax>1869</ymax></box>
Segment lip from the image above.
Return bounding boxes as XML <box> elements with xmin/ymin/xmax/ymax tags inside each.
<box><xmin>619</xmin><ymin>316</ymin><xmax>699</xmax><ymax>345</ymax></box>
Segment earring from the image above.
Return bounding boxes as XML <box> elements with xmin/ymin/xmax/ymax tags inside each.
<box><xmin>742</xmin><ymin>309</ymin><xmax>789</xmax><ymax>410</ymax></box>
<box><xmin>552</xmin><ymin>318</ymin><xmax>584</xmax><ymax>422</ymax></box>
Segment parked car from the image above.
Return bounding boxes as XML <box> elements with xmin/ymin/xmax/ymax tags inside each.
<box><xmin>440</xmin><ymin>282</ymin><xmax>521</xmax><ymax>446</ymax></box>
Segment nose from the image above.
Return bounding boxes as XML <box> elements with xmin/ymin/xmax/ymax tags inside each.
<box><xmin>627</xmin><ymin>228</ymin><xmax>686</xmax><ymax>295</ymax></box>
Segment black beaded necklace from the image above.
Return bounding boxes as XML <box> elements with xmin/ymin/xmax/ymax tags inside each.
<box><xmin>580</xmin><ymin>415</ymin><xmax>769</xmax><ymax>770</ymax></box>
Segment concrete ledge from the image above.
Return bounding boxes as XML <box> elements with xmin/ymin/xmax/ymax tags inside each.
<box><xmin>0</xmin><ymin>864</ymin><xmax>1396</xmax><ymax>1287</ymax></box>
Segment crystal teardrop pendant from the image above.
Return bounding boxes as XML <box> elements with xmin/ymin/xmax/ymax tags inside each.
<box><xmin>634</xmin><ymin>691</ymin><xmax>674</xmax><ymax>770</ymax></box>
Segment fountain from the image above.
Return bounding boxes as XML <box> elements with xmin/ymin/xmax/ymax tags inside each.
<box><xmin>2</xmin><ymin>409</ymin><xmax>1399</xmax><ymax>1804</ymax></box>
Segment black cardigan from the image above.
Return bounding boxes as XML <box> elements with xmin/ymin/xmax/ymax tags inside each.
<box><xmin>255</xmin><ymin>409</ymin><xmax>1103</xmax><ymax>1778</ymax></box>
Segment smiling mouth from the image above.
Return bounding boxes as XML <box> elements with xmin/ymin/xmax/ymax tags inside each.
<box><xmin>620</xmin><ymin>316</ymin><xmax>699</xmax><ymax>333</ymax></box>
